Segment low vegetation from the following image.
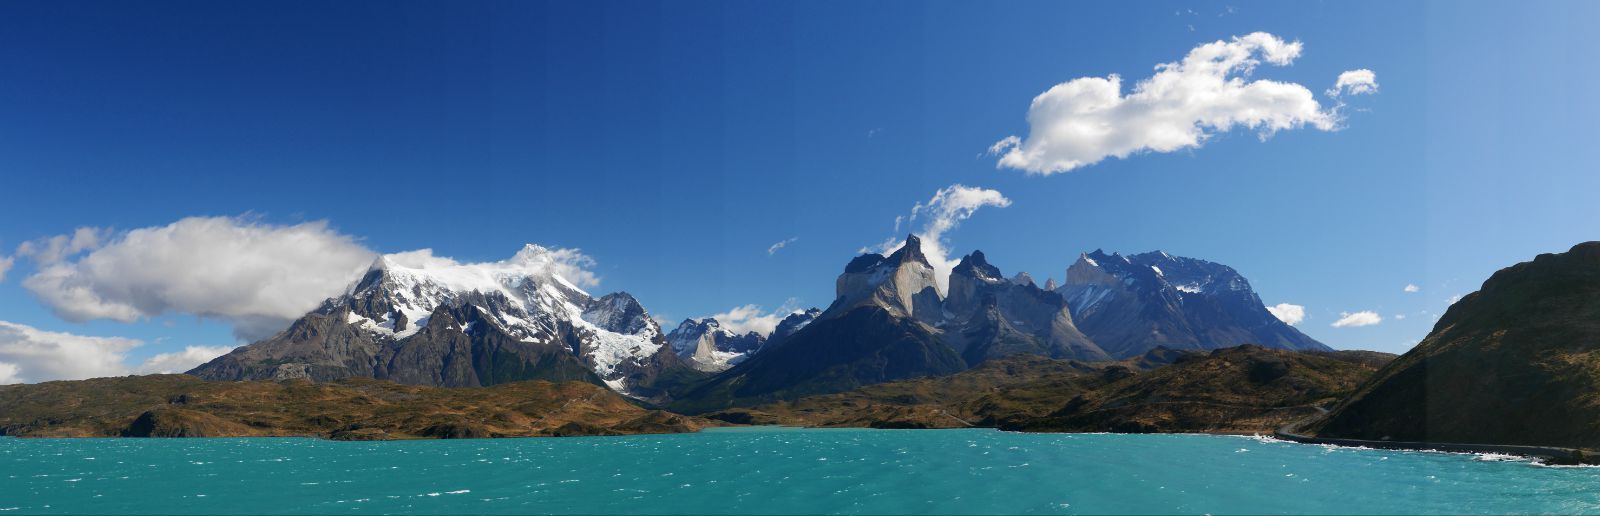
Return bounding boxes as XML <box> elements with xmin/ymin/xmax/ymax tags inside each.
<box><xmin>0</xmin><ymin>375</ymin><xmax>713</xmax><ymax>440</ymax></box>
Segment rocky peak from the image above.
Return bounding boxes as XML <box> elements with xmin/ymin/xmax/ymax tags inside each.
<box><xmin>952</xmin><ymin>250</ymin><xmax>1004</xmax><ymax>283</ymax></box>
<box><xmin>770</xmin><ymin>308</ymin><xmax>822</xmax><ymax>343</ymax></box>
<box><xmin>831</xmin><ymin>234</ymin><xmax>942</xmax><ymax>322</ymax></box>
<box><xmin>1012</xmin><ymin>271</ymin><xmax>1036</xmax><ymax>287</ymax></box>
<box><xmin>1065</xmin><ymin>252</ymin><xmax>1123</xmax><ymax>288</ymax></box>
<box><xmin>1059</xmin><ymin>248</ymin><xmax>1328</xmax><ymax>357</ymax></box>
<box><xmin>582</xmin><ymin>292</ymin><xmax>657</xmax><ymax>336</ymax></box>
<box><xmin>665</xmin><ymin>317</ymin><xmax>766</xmax><ymax>372</ymax></box>
<box><xmin>884</xmin><ymin>234</ymin><xmax>933</xmax><ymax>268</ymax></box>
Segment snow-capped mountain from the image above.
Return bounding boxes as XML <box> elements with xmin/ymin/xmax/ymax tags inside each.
<box><xmin>665</xmin><ymin>318</ymin><xmax>765</xmax><ymax>372</ymax></box>
<box><xmin>1058</xmin><ymin>250</ymin><xmax>1329</xmax><ymax>357</ymax></box>
<box><xmin>190</xmin><ymin>245</ymin><xmax>697</xmax><ymax>400</ymax></box>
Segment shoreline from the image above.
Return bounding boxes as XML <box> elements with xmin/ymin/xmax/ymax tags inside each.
<box><xmin>1272</xmin><ymin>420</ymin><xmax>1598</xmax><ymax>466</ymax></box>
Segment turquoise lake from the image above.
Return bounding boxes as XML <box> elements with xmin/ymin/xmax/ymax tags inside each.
<box><xmin>2</xmin><ymin>428</ymin><xmax>1596</xmax><ymax>514</ymax></box>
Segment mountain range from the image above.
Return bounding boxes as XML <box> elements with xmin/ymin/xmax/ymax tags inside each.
<box><xmin>191</xmin><ymin>236</ymin><xmax>1327</xmax><ymax>410</ymax></box>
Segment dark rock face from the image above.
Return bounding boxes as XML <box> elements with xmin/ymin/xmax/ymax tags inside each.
<box><xmin>671</xmin><ymin>305</ymin><xmax>967</xmax><ymax>413</ymax></box>
<box><xmin>767</xmin><ymin>308</ymin><xmax>822</xmax><ymax>346</ymax></box>
<box><xmin>1313</xmin><ymin>242</ymin><xmax>1600</xmax><ymax>449</ymax></box>
<box><xmin>582</xmin><ymin>292</ymin><xmax>653</xmax><ymax>335</ymax></box>
<box><xmin>1057</xmin><ymin>250</ymin><xmax>1329</xmax><ymax>358</ymax></box>
<box><xmin>943</xmin><ymin>251</ymin><xmax>1110</xmax><ymax>363</ymax></box>
<box><xmin>191</xmin><ymin>303</ymin><xmax>606</xmax><ymax>389</ymax></box>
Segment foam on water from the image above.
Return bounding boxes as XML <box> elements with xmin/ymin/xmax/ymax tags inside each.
<box><xmin>2</xmin><ymin>429</ymin><xmax>1597</xmax><ymax>514</ymax></box>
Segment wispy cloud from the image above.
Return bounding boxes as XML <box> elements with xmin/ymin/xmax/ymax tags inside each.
<box><xmin>1331</xmin><ymin>310</ymin><xmax>1383</xmax><ymax>328</ymax></box>
<box><xmin>868</xmin><ymin>184</ymin><xmax>1012</xmax><ymax>295</ymax></box>
<box><xmin>1403</xmin><ymin>284</ymin><xmax>1420</xmax><ymax>293</ymax></box>
<box><xmin>767</xmin><ymin>237</ymin><xmax>798</xmax><ymax>256</ymax></box>
<box><xmin>991</xmin><ymin>32</ymin><xmax>1376</xmax><ymax>175</ymax></box>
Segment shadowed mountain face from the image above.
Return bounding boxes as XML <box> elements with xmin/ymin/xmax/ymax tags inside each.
<box><xmin>674</xmin><ymin>238</ymin><xmax>1113</xmax><ymax>412</ymax></box>
<box><xmin>1313</xmin><ymin>242</ymin><xmax>1600</xmax><ymax>449</ymax></box>
<box><xmin>189</xmin><ymin>246</ymin><xmax>705</xmax><ymax>403</ymax></box>
<box><xmin>1058</xmin><ymin>250</ymin><xmax>1329</xmax><ymax>358</ymax></box>
<box><xmin>943</xmin><ymin>251</ymin><xmax>1109</xmax><ymax>363</ymax></box>
<box><xmin>669</xmin><ymin>305</ymin><xmax>968</xmax><ymax>414</ymax></box>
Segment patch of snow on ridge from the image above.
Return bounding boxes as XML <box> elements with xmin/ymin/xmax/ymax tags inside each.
<box><xmin>341</xmin><ymin>245</ymin><xmax>662</xmax><ymax>396</ymax></box>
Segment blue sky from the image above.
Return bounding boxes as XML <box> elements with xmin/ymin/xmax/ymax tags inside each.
<box><xmin>2</xmin><ymin>0</ymin><xmax>1598</xmax><ymax>376</ymax></box>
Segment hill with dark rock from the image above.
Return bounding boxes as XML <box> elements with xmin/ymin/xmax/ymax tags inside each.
<box><xmin>1311</xmin><ymin>242</ymin><xmax>1600</xmax><ymax>449</ymax></box>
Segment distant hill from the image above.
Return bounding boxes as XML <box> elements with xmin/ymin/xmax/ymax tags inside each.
<box><xmin>1311</xmin><ymin>242</ymin><xmax>1600</xmax><ymax>449</ymax></box>
<box><xmin>0</xmin><ymin>375</ymin><xmax>712</xmax><ymax>440</ymax></box>
<box><xmin>705</xmin><ymin>345</ymin><xmax>1391</xmax><ymax>434</ymax></box>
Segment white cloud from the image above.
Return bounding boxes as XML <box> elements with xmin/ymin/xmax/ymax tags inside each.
<box><xmin>0</xmin><ymin>254</ymin><xmax>11</xmax><ymax>283</ymax></box>
<box><xmin>1403</xmin><ymin>284</ymin><xmax>1420</xmax><ymax>293</ymax></box>
<box><xmin>767</xmin><ymin>237</ymin><xmax>798</xmax><ymax>256</ymax></box>
<box><xmin>16</xmin><ymin>216</ymin><xmax>607</xmax><ymax>343</ymax></box>
<box><xmin>0</xmin><ymin>321</ymin><xmax>142</xmax><ymax>384</ymax></box>
<box><xmin>1329</xmin><ymin>69</ymin><xmax>1379</xmax><ymax>97</ymax></box>
<box><xmin>0</xmin><ymin>321</ymin><xmax>235</xmax><ymax>384</ymax></box>
<box><xmin>135</xmin><ymin>345</ymin><xmax>235</xmax><ymax>375</ymax></box>
<box><xmin>1265</xmin><ymin>303</ymin><xmax>1305</xmax><ymax>325</ymax></box>
<box><xmin>1394</xmin><ymin>313</ymin><xmax>1407</xmax><ymax>320</ymax></box>
<box><xmin>378</xmin><ymin>245</ymin><xmax>601</xmax><ymax>291</ymax></box>
<box><xmin>870</xmin><ymin>184</ymin><xmax>1012</xmax><ymax>295</ymax></box>
<box><xmin>1446</xmin><ymin>294</ymin><xmax>1464</xmax><ymax>306</ymax></box>
<box><xmin>21</xmin><ymin>216</ymin><xmax>377</xmax><ymax>341</ymax></box>
<box><xmin>991</xmin><ymin>32</ymin><xmax>1375</xmax><ymax>175</ymax></box>
<box><xmin>1331</xmin><ymin>310</ymin><xmax>1383</xmax><ymax>328</ymax></box>
<box><xmin>0</xmin><ymin>362</ymin><xmax>20</xmax><ymax>384</ymax></box>
<box><xmin>14</xmin><ymin>227</ymin><xmax>110</xmax><ymax>264</ymax></box>
<box><xmin>706</xmin><ymin>300</ymin><xmax>804</xmax><ymax>337</ymax></box>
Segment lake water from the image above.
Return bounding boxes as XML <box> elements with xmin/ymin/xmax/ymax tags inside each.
<box><xmin>2</xmin><ymin>428</ymin><xmax>1596</xmax><ymax>514</ymax></box>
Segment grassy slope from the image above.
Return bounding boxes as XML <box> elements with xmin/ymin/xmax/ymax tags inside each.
<box><xmin>0</xmin><ymin>375</ymin><xmax>714</xmax><ymax>440</ymax></box>
<box><xmin>709</xmin><ymin>346</ymin><xmax>1392</xmax><ymax>434</ymax></box>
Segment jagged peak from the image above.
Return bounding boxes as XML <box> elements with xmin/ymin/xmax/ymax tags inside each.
<box><xmin>590</xmin><ymin>291</ymin><xmax>640</xmax><ymax>306</ymax></box>
<box><xmin>884</xmin><ymin>234</ymin><xmax>932</xmax><ymax>268</ymax></box>
<box><xmin>1012</xmin><ymin>271</ymin><xmax>1036</xmax><ymax>287</ymax></box>
<box><xmin>953</xmin><ymin>250</ymin><xmax>1003</xmax><ymax>281</ymax></box>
